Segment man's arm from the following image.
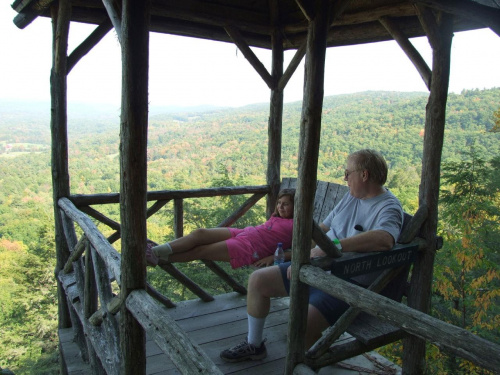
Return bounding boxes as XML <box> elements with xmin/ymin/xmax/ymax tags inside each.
<box><xmin>340</xmin><ymin>230</ymin><xmax>394</xmax><ymax>253</ymax></box>
<box><xmin>310</xmin><ymin>229</ymin><xmax>395</xmax><ymax>257</ymax></box>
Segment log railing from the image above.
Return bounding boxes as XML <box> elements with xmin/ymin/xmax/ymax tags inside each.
<box><xmin>298</xmin><ymin>267</ymin><xmax>500</xmax><ymax>373</ymax></box>
<box><xmin>56</xmin><ymin>185</ymin><xmax>269</xmax><ymax>374</ymax></box>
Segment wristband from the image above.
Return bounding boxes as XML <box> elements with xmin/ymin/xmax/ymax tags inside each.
<box><xmin>333</xmin><ymin>238</ymin><xmax>342</xmax><ymax>251</ymax></box>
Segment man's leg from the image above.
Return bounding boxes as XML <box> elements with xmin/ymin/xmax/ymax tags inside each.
<box><xmin>220</xmin><ymin>266</ymin><xmax>288</xmax><ymax>362</ymax></box>
<box><xmin>305</xmin><ymin>305</ymin><xmax>330</xmax><ymax>349</ymax></box>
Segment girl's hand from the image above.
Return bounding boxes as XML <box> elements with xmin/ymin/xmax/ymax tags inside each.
<box><xmin>287</xmin><ymin>265</ymin><xmax>292</xmax><ymax>280</ymax></box>
<box><xmin>252</xmin><ymin>255</ymin><xmax>274</xmax><ymax>267</ymax></box>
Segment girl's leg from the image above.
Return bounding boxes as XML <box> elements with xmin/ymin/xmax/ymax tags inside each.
<box><xmin>169</xmin><ymin>227</ymin><xmax>232</xmax><ymax>254</ymax></box>
<box><xmin>168</xmin><ymin>240</ymin><xmax>231</xmax><ymax>263</ymax></box>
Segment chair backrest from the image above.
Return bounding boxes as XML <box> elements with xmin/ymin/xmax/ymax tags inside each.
<box><xmin>280</xmin><ymin>178</ymin><xmax>349</xmax><ymax>223</ymax></box>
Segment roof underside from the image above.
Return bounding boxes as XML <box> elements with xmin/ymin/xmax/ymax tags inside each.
<box><xmin>11</xmin><ymin>0</ymin><xmax>500</xmax><ymax>49</ymax></box>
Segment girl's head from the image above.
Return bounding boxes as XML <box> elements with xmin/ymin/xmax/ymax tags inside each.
<box><xmin>274</xmin><ymin>189</ymin><xmax>295</xmax><ymax>218</ymax></box>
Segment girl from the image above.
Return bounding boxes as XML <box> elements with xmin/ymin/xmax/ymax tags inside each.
<box><xmin>146</xmin><ymin>189</ymin><xmax>295</xmax><ymax>269</ymax></box>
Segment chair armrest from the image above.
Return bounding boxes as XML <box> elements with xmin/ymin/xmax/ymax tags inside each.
<box><xmin>310</xmin><ymin>241</ymin><xmax>419</xmax><ymax>279</ymax></box>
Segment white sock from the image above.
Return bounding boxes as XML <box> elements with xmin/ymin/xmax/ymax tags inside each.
<box><xmin>152</xmin><ymin>242</ymin><xmax>173</xmax><ymax>260</ymax></box>
<box><xmin>247</xmin><ymin>314</ymin><xmax>266</xmax><ymax>346</ymax></box>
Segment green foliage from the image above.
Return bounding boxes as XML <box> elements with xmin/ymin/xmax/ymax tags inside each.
<box><xmin>1</xmin><ymin>89</ymin><xmax>500</xmax><ymax>373</ymax></box>
<box><xmin>0</xmin><ymin>236</ymin><xmax>58</xmax><ymax>373</ymax></box>
<box><xmin>431</xmin><ymin>148</ymin><xmax>500</xmax><ymax>372</ymax></box>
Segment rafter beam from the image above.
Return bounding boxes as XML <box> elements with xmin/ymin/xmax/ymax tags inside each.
<box><xmin>224</xmin><ymin>25</ymin><xmax>274</xmax><ymax>89</ymax></box>
<box><xmin>379</xmin><ymin>16</ymin><xmax>431</xmax><ymax>90</ymax></box>
<box><xmin>102</xmin><ymin>0</ymin><xmax>122</xmax><ymax>43</ymax></box>
<box><xmin>67</xmin><ymin>19</ymin><xmax>113</xmax><ymax>73</ymax></box>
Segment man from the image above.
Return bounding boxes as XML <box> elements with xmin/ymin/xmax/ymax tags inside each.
<box><xmin>220</xmin><ymin>149</ymin><xmax>404</xmax><ymax>362</ymax></box>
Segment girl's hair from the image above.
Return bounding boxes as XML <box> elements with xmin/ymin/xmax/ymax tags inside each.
<box><xmin>273</xmin><ymin>188</ymin><xmax>295</xmax><ymax>217</ymax></box>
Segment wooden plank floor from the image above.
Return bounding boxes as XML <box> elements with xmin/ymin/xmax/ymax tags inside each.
<box><xmin>60</xmin><ymin>292</ymin><xmax>401</xmax><ymax>374</ymax></box>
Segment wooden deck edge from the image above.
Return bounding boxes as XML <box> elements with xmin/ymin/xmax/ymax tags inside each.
<box><xmin>59</xmin><ymin>328</ymin><xmax>91</xmax><ymax>375</ymax></box>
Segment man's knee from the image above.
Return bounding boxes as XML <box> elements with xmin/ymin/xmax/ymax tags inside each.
<box><xmin>248</xmin><ymin>266</ymin><xmax>285</xmax><ymax>297</ymax></box>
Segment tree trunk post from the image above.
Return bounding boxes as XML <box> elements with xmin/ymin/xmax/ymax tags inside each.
<box><xmin>50</xmin><ymin>0</ymin><xmax>71</xmax><ymax>330</ymax></box>
<box><xmin>403</xmin><ymin>12</ymin><xmax>454</xmax><ymax>374</ymax></box>
<box><xmin>267</xmin><ymin>0</ymin><xmax>284</xmax><ymax>217</ymax></box>
<box><xmin>119</xmin><ymin>1</ymin><xmax>151</xmax><ymax>374</ymax></box>
<box><xmin>285</xmin><ymin>1</ymin><xmax>331</xmax><ymax>373</ymax></box>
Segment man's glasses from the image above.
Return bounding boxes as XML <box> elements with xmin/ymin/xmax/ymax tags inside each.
<box><xmin>344</xmin><ymin>169</ymin><xmax>361</xmax><ymax>179</ymax></box>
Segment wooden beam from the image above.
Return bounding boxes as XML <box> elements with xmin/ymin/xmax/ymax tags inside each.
<box><xmin>50</xmin><ymin>0</ymin><xmax>72</xmax><ymax>330</ymax></box>
<box><xmin>267</xmin><ymin>0</ymin><xmax>284</xmax><ymax>217</ymax></box>
<box><xmin>13</xmin><ymin>0</ymin><xmax>56</xmax><ymax>29</ymax></box>
<box><xmin>102</xmin><ymin>0</ymin><xmax>122</xmax><ymax>43</ymax></box>
<box><xmin>278</xmin><ymin>41</ymin><xmax>306</xmax><ymax>92</ymax></box>
<box><xmin>127</xmin><ymin>289</ymin><xmax>223</xmax><ymax>374</ymax></box>
<box><xmin>67</xmin><ymin>19</ymin><xmax>113</xmax><ymax>73</ymax></box>
<box><xmin>69</xmin><ymin>185</ymin><xmax>269</xmax><ymax>206</ymax></box>
<box><xmin>158</xmin><ymin>262</ymin><xmax>215</xmax><ymax>302</ymax></box>
<box><xmin>173</xmin><ymin>198</ymin><xmax>184</xmax><ymax>238</ymax></box>
<box><xmin>403</xmin><ymin>11</ymin><xmax>454</xmax><ymax>374</ymax></box>
<box><xmin>150</xmin><ymin>0</ymin><xmax>272</xmax><ymax>35</ymax></box>
<box><xmin>379</xmin><ymin>16</ymin><xmax>432</xmax><ymax>90</ymax></box>
<box><xmin>415</xmin><ymin>4</ymin><xmax>441</xmax><ymax>50</ymax></box>
<box><xmin>413</xmin><ymin>0</ymin><xmax>500</xmax><ymax>36</ymax></box>
<box><xmin>58</xmin><ymin>198</ymin><xmax>122</xmax><ymax>284</ymax></box>
<box><xmin>224</xmin><ymin>25</ymin><xmax>275</xmax><ymax>89</ymax></box>
<box><xmin>295</xmin><ymin>0</ymin><xmax>313</xmax><ymax>22</ymax></box>
<box><xmin>84</xmin><ymin>240</ymin><xmax>98</xmax><ymax>319</ymax></box>
<box><xmin>330</xmin><ymin>0</ymin><xmax>355</xmax><ymax>24</ymax></box>
<box><xmin>300</xmin><ymin>266</ymin><xmax>500</xmax><ymax>373</ymax></box>
<box><xmin>119</xmin><ymin>0</ymin><xmax>150</xmax><ymax>373</ymax></box>
<box><xmin>286</xmin><ymin>0</ymin><xmax>331</xmax><ymax>373</ymax></box>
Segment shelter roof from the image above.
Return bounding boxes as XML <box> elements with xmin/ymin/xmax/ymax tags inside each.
<box><xmin>11</xmin><ymin>0</ymin><xmax>500</xmax><ymax>49</ymax></box>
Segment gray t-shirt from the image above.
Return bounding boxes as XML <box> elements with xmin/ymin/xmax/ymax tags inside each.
<box><xmin>322</xmin><ymin>188</ymin><xmax>404</xmax><ymax>285</ymax></box>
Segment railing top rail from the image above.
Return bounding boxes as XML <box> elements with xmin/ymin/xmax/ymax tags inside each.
<box><xmin>68</xmin><ymin>185</ymin><xmax>270</xmax><ymax>207</ymax></box>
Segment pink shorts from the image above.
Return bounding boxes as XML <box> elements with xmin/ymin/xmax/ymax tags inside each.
<box><xmin>226</xmin><ymin>228</ymin><xmax>267</xmax><ymax>269</ymax></box>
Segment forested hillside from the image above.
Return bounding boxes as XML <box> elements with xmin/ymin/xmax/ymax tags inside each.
<box><xmin>0</xmin><ymin>89</ymin><xmax>498</xmax><ymax>374</ymax></box>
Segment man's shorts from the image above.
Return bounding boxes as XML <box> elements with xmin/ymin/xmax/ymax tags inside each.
<box><xmin>278</xmin><ymin>261</ymin><xmax>352</xmax><ymax>325</ymax></box>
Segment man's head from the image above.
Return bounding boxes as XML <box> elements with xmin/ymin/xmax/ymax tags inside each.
<box><xmin>347</xmin><ymin>149</ymin><xmax>388</xmax><ymax>185</ymax></box>
<box><xmin>345</xmin><ymin>149</ymin><xmax>388</xmax><ymax>198</ymax></box>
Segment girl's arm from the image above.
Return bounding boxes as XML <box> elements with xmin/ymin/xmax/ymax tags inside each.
<box><xmin>252</xmin><ymin>250</ymin><xmax>292</xmax><ymax>267</ymax></box>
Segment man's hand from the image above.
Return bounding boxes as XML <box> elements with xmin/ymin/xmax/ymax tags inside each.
<box><xmin>310</xmin><ymin>246</ymin><xmax>327</xmax><ymax>258</ymax></box>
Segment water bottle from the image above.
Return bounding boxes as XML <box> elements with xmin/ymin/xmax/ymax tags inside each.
<box><xmin>274</xmin><ymin>243</ymin><xmax>285</xmax><ymax>265</ymax></box>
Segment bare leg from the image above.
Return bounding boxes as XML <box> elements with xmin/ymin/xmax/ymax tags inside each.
<box><xmin>247</xmin><ymin>266</ymin><xmax>288</xmax><ymax>318</ymax></box>
<box><xmin>168</xmin><ymin>240</ymin><xmax>231</xmax><ymax>263</ymax></box>
<box><xmin>169</xmin><ymin>227</ymin><xmax>232</xmax><ymax>254</ymax></box>
<box><xmin>305</xmin><ymin>305</ymin><xmax>330</xmax><ymax>349</ymax></box>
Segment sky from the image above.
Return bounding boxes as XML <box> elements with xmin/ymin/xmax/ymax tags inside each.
<box><xmin>1</xmin><ymin>4</ymin><xmax>499</xmax><ymax>109</ymax></box>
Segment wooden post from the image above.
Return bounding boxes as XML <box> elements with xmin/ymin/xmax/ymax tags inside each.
<box><xmin>119</xmin><ymin>1</ymin><xmax>151</xmax><ymax>374</ymax></box>
<box><xmin>403</xmin><ymin>11</ymin><xmax>454</xmax><ymax>374</ymax></box>
<box><xmin>174</xmin><ymin>199</ymin><xmax>184</xmax><ymax>238</ymax></box>
<box><xmin>267</xmin><ymin>0</ymin><xmax>284</xmax><ymax>217</ymax></box>
<box><xmin>50</xmin><ymin>0</ymin><xmax>71</xmax><ymax>330</ymax></box>
<box><xmin>285</xmin><ymin>1</ymin><xmax>331</xmax><ymax>373</ymax></box>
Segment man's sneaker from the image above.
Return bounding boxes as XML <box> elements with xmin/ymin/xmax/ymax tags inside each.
<box><xmin>220</xmin><ymin>339</ymin><xmax>267</xmax><ymax>362</ymax></box>
<box><xmin>145</xmin><ymin>241</ymin><xmax>159</xmax><ymax>267</ymax></box>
